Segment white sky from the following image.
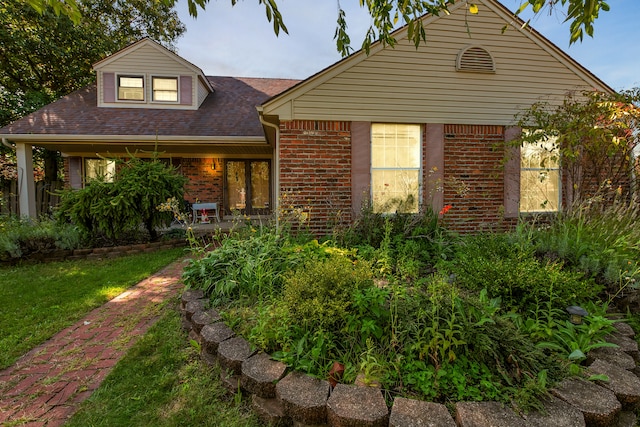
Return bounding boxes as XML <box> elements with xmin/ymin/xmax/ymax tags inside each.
<box><xmin>174</xmin><ymin>0</ymin><xmax>640</xmax><ymax>91</ymax></box>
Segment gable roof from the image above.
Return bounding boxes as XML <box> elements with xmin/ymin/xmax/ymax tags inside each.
<box><xmin>93</xmin><ymin>38</ymin><xmax>214</xmax><ymax>93</ymax></box>
<box><xmin>261</xmin><ymin>0</ymin><xmax>614</xmax><ymax>121</ymax></box>
<box><xmin>0</xmin><ymin>77</ymin><xmax>299</xmax><ymax>152</ymax></box>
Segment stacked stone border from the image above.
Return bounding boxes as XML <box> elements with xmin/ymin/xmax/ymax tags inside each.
<box><xmin>0</xmin><ymin>238</ymin><xmax>187</xmax><ymax>266</ymax></box>
<box><xmin>181</xmin><ymin>289</ymin><xmax>640</xmax><ymax>427</ymax></box>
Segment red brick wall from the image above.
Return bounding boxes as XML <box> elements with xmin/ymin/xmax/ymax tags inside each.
<box><xmin>279</xmin><ymin>120</ymin><xmax>352</xmax><ymax>234</ymax></box>
<box><xmin>442</xmin><ymin>124</ymin><xmax>516</xmax><ymax>233</ymax></box>
<box><xmin>181</xmin><ymin>158</ymin><xmax>223</xmax><ymax>207</ymax></box>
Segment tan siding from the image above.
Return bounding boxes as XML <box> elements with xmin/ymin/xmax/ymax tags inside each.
<box><xmin>97</xmin><ymin>43</ymin><xmax>200</xmax><ymax>110</ymax></box>
<box><xmin>197</xmin><ymin>79</ymin><xmax>209</xmax><ymax>107</ymax></box>
<box><xmin>268</xmin><ymin>0</ymin><xmax>608</xmax><ymax>124</ymax></box>
<box><xmin>100</xmin><ymin>44</ymin><xmax>193</xmax><ymax>75</ymax></box>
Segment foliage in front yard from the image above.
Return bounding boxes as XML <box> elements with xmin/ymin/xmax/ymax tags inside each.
<box><xmin>56</xmin><ymin>154</ymin><xmax>187</xmax><ymax>243</ymax></box>
<box><xmin>522</xmin><ymin>197</ymin><xmax>640</xmax><ymax>306</ymax></box>
<box><xmin>182</xmin><ymin>206</ymin><xmax>634</xmax><ymax>409</ymax></box>
<box><xmin>0</xmin><ymin>215</ymin><xmax>83</xmax><ymax>260</ymax></box>
<box><xmin>0</xmin><ymin>248</ymin><xmax>183</xmax><ymax>369</ymax></box>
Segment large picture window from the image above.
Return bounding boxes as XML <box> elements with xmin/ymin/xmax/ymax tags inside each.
<box><xmin>117</xmin><ymin>75</ymin><xmax>144</xmax><ymax>101</ymax></box>
<box><xmin>371</xmin><ymin>123</ymin><xmax>421</xmax><ymax>213</ymax></box>
<box><xmin>152</xmin><ymin>77</ymin><xmax>178</xmax><ymax>102</ymax></box>
<box><xmin>85</xmin><ymin>158</ymin><xmax>115</xmax><ymax>183</ymax></box>
<box><xmin>520</xmin><ymin>137</ymin><xmax>561</xmax><ymax>212</ymax></box>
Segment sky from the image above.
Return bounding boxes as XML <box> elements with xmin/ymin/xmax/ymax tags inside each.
<box><xmin>174</xmin><ymin>0</ymin><xmax>640</xmax><ymax>92</ymax></box>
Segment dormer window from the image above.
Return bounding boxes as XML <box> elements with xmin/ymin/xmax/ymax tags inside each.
<box><xmin>118</xmin><ymin>75</ymin><xmax>145</xmax><ymax>101</ymax></box>
<box><xmin>152</xmin><ymin>77</ymin><xmax>178</xmax><ymax>102</ymax></box>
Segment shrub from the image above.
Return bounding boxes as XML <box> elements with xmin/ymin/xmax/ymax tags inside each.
<box><xmin>56</xmin><ymin>154</ymin><xmax>187</xmax><ymax>242</ymax></box>
<box><xmin>0</xmin><ymin>215</ymin><xmax>84</xmax><ymax>260</ymax></box>
<box><xmin>282</xmin><ymin>254</ymin><xmax>374</xmax><ymax>331</ymax></box>
<box><xmin>443</xmin><ymin>234</ymin><xmax>600</xmax><ymax>311</ymax></box>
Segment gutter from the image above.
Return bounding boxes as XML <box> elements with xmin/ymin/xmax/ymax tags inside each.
<box><xmin>257</xmin><ymin>107</ymin><xmax>280</xmax><ymax>228</ymax></box>
<box><xmin>0</xmin><ymin>134</ymin><xmax>266</xmax><ymax>144</ymax></box>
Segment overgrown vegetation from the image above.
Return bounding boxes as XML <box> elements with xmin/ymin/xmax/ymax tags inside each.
<box><xmin>0</xmin><ymin>248</ymin><xmax>183</xmax><ymax>369</ymax></box>
<box><xmin>0</xmin><ymin>215</ymin><xmax>82</xmax><ymax>261</ymax></box>
<box><xmin>56</xmin><ymin>154</ymin><xmax>187</xmax><ymax>243</ymax></box>
<box><xmin>182</xmin><ymin>198</ymin><xmax>637</xmax><ymax>410</ymax></box>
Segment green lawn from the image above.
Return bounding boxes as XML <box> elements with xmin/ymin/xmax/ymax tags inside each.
<box><xmin>0</xmin><ymin>248</ymin><xmax>184</xmax><ymax>369</ymax></box>
<box><xmin>66</xmin><ymin>307</ymin><xmax>259</xmax><ymax>427</ymax></box>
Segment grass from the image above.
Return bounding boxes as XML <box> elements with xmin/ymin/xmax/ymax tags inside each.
<box><xmin>0</xmin><ymin>248</ymin><xmax>184</xmax><ymax>369</ymax></box>
<box><xmin>66</xmin><ymin>306</ymin><xmax>259</xmax><ymax>427</ymax></box>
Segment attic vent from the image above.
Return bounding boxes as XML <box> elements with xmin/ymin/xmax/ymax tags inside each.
<box><xmin>456</xmin><ymin>46</ymin><xmax>495</xmax><ymax>73</ymax></box>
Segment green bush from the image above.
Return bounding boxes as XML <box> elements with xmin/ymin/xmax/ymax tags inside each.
<box><xmin>0</xmin><ymin>215</ymin><xmax>84</xmax><ymax>260</ymax></box>
<box><xmin>56</xmin><ymin>155</ymin><xmax>187</xmax><ymax>242</ymax></box>
<box><xmin>282</xmin><ymin>254</ymin><xmax>373</xmax><ymax>331</ymax></box>
<box><xmin>443</xmin><ymin>234</ymin><xmax>600</xmax><ymax>311</ymax></box>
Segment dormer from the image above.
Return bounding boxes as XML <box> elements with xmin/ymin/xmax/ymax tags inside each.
<box><xmin>93</xmin><ymin>38</ymin><xmax>213</xmax><ymax>110</ymax></box>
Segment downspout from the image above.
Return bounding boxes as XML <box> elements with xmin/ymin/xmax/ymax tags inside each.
<box><xmin>257</xmin><ymin>107</ymin><xmax>280</xmax><ymax>229</ymax></box>
<box><xmin>2</xmin><ymin>138</ymin><xmax>13</xmax><ymax>149</ymax></box>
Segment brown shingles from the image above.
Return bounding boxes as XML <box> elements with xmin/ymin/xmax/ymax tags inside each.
<box><xmin>0</xmin><ymin>77</ymin><xmax>299</xmax><ymax>138</ymax></box>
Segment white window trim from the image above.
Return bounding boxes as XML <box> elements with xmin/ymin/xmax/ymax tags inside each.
<box><xmin>151</xmin><ymin>75</ymin><xmax>180</xmax><ymax>104</ymax></box>
<box><xmin>115</xmin><ymin>74</ymin><xmax>146</xmax><ymax>103</ymax></box>
<box><xmin>370</xmin><ymin>123</ymin><xmax>423</xmax><ymax>214</ymax></box>
<box><xmin>519</xmin><ymin>137</ymin><xmax>562</xmax><ymax>214</ymax></box>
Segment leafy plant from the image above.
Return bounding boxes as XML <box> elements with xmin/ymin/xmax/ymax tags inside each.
<box><xmin>56</xmin><ymin>153</ymin><xmax>187</xmax><ymax>242</ymax></box>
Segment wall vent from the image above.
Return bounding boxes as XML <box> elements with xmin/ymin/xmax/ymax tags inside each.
<box><xmin>456</xmin><ymin>46</ymin><xmax>496</xmax><ymax>73</ymax></box>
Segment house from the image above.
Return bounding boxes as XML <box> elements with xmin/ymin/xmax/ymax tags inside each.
<box><xmin>0</xmin><ymin>0</ymin><xmax>614</xmax><ymax>234</ymax></box>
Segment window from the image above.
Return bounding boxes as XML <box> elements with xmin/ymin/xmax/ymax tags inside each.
<box><xmin>117</xmin><ymin>75</ymin><xmax>144</xmax><ymax>101</ymax></box>
<box><xmin>520</xmin><ymin>137</ymin><xmax>561</xmax><ymax>212</ymax></box>
<box><xmin>85</xmin><ymin>158</ymin><xmax>115</xmax><ymax>183</ymax></box>
<box><xmin>371</xmin><ymin>124</ymin><xmax>421</xmax><ymax>213</ymax></box>
<box><xmin>152</xmin><ymin>77</ymin><xmax>178</xmax><ymax>102</ymax></box>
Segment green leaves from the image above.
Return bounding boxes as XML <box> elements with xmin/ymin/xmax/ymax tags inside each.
<box><xmin>56</xmin><ymin>154</ymin><xmax>187</xmax><ymax>242</ymax></box>
<box><xmin>514</xmin><ymin>0</ymin><xmax>611</xmax><ymax>44</ymax></box>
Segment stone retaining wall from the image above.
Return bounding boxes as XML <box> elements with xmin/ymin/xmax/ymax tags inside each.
<box><xmin>0</xmin><ymin>239</ymin><xmax>187</xmax><ymax>266</ymax></box>
<box><xmin>181</xmin><ymin>289</ymin><xmax>640</xmax><ymax>427</ymax></box>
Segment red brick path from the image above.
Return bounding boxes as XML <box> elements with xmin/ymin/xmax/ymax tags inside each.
<box><xmin>0</xmin><ymin>258</ymin><xmax>186</xmax><ymax>426</ymax></box>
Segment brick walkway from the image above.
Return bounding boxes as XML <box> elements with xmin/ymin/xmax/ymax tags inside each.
<box><xmin>0</xmin><ymin>258</ymin><xmax>187</xmax><ymax>427</ymax></box>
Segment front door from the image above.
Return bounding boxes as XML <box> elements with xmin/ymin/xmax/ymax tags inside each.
<box><xmin>225</xmin><ymin>160</ymin><xmax>271</xmax><ymax>216</ymax></box>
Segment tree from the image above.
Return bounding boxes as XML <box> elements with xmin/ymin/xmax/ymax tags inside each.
<box><xmin>56</xmin><ymin>155</ymin><xmax>188</xmax><ymax>242</ymax></box>
<box><xmin>513</xmin><ymin>89</ymin><xmax>640</xmax><ymax>208</ymax></box>
<box><xmin>0</xmin><ymin>0</ymin><xmax>185</xmax><ymax>181</ymax></box>
<box><xmin>24</xmin><ymin>0</ymin><xmax>611</xmax><ymax>57</ymax></box>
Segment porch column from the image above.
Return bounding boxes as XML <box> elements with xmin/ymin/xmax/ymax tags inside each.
<box><xmin>15</xmin><ymin>142</ymin><xmax>37</xmax><ymax>218</ymax></box>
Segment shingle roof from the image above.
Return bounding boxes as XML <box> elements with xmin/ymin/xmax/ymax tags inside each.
<box><xmin>0</xmin><ymin>77</ymin><xmax>299</xmax><ymax>138</ymax></box>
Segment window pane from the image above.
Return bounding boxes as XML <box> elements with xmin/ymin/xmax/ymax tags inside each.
<box><xmin>152</xmin><ymin>77</ymin><xmax>178</xmax><ymax>102</ymax></box>
<box><xmin>371</xmin><ymin>124</ymin><xmax>421</xmax><ymax>213</ymax></box>
<box><xmin>85</xmin><ymin>159</ymin><xmax>115</xmax><ymax>183</ymax></box>
<box><xmin>118</xmin><ymin>76</ymin><xmax>144</xmax><ymax>101</ymax></box>
<box><xmin>520</xmin><ymin>136</ymin><xmax>559</xmax><ymax>168</ymax></box>
<box><xmin>372</xmin><ymin>124</ymin><xmax>420</xmax><ymax>168</ymax></box>
<box><xmin>119</xmin><ymin>77</ymin><xmax>143</xmax><ymax>88</ymax></box>
<box><xmin>372</xmin><ymin>170</ymin><xmax>420</xmax><ymax>214</ymax></box>
<box><xmin>520</xmin><ymin>135</ymin><xmax>560</xmax><ymax>213</ymax></box>
<box><xmin>520</xmin><ymin>169</ymin><xmax>560</xmax><ymax>212</ymax></box>
<box><xmin>251</xmin><ymin>161</ymin><xmax>270</xmax><ymax>209</ymax></box>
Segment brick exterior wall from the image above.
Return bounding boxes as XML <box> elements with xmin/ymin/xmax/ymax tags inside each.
<box><xmin>279</xmin><ymin>120</ymin><xmax>352</xmax><ymax>234</ymax></box>
<box><xmin>442</xmin><ymin>124</ymin><xmax>516</xmax><ymax>233</ymax></box>
<box><xmin>181</xmin><ymin>158</ymin><xmax>224</xmax><ymax>208</ymax></box>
